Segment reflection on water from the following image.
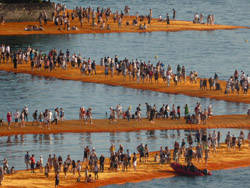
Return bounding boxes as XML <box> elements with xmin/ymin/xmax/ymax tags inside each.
<box><xmin>1</xmin><ymin>128</ymin><xmax>249</xmax><ymax>170</ymax></box>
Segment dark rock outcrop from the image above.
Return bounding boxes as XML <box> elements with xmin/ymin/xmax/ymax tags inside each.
<box><xmin>0</xmin><ymin>2</ymin><xmax>55</xmax><ymax>22</ymax></box>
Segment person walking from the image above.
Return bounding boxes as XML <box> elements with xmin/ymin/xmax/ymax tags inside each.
<box><xmin>93</xmin><ymin>162</ymin><xmax>98</xmax><ymax>180</ymax></box>
<box><xmin>24</xmin><ymin>151</ymin><xmax>30</xmax><ymax>170</ymax></box>
<box><xmin>55</xmin><ymin>171</ymin><xmax>59</xmax><ymax>188</ymax></box>
<box><xmin>132</xmin><ymin>152</ymin><xmax>137</xmax><ymax>171</ymax></box>
<box><xmin>30</xmin><ymin>154</ymin><xmax>35</xmax><ymax>173</ymax></box>
<box><xmin>6</xmin><ymin>112</ymin><xmax>12</xmax><ymax>130</ymax></box>
<box><xmin>51</xmin><ymin>108</ymin><xmax>59</xmax><ymax>125</ymax></box>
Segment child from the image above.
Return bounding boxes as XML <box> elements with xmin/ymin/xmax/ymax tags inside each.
<box><xmin>154</xmin><ymin>153</ymin><xmax>159</xmax><ymax>162</ymax></box>
<box><xmin>10</xmin><ymin>166</ymin><xmax>15</xmax><ymax>174</ymax></box>
<box><xmin>85</xmin><ymin>174</ymin><xmax>95</xmax><ymax>184</ymax></box>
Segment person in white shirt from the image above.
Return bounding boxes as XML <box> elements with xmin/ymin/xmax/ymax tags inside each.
<box><xmin>6</xmin><ymin>45</ymin><xmax>10</xmax><ymax>53</ymax></box>
<box><xmin>47</xmin><ymin>110</ymin><xmax>52</xmax><ymax>127</ymax></box>
<box><xmin>247</xmin><ymin>75</ymin><xmax>250</xmax><ymax>83</ymax></box>
<box><xmin>24</xmin><ymin>106</ymin><xmax>28</xmax><ymax>122</ymax></box>
<box><xmin>40</xmin><ymin>155</ymin><xmax>43</xmax><ymax>172</ymax></box>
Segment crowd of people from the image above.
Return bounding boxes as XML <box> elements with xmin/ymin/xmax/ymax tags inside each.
<box><xmin>30</xmin><ymin>4</ymin><xmax>162</xmax><ymax>31</ymax></box>
<box><xmin>1</xmin><ymin>101</ymin><xmax>212</xmax><ymax>129</ymax></box>
<box><xmin>1</xmin><ymin>129</ymin><xmax>249</xmax><ymax>186</ymax></box>
<box><xmin>1</xmin><ymin>43</ymin><xmax>249</xmax><ymax>96</ymax></box>
<box><xmin>51</xmin><ymin>4</ymin><xmax>180</xmax><ymax>31</ymax></box>
<box><xmin>224</xmin><ymin>70</ymin><xmax>250</xmax><ymax>95</ymax></box>
<box><xmin>0</xmin><ymin>44</ymin><xmax>198</xmax><ymax>86</ymax></box>
<box><xmin>156</xmin><ymin>129</ymin><xmax>249</xmax><ymax>168</ymax></box>
<box><xmin>107</xmin><ymin>102</ymin><xmax>212</xmax><ymax>125</ymax></box>
<box><xmin>2</xmin><ymin>106</ymin><xmax>65</xmax><ymax>130</ymax></box>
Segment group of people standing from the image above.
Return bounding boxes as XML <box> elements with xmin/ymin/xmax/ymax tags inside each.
<box><xmin>79</xmin><ymin>107</ymin><xmax>93</xmax><ymax>124</ymax></box>
<box><xmin>157</xmin><ymin>129</ymin><xmax>250</xmax><ymax>168</ymax></box>
<box><xmin>0</xmin><ymin>44</ymin><xmax>226</xmax><ymax>92</ymax></box>
<box><xmin>52</xmin><ymin>4</ymin><xmax>133</xmax><ymax>31</ymax></box>
<box><xmin>3</xmin><ymin>106</ymin><xmax>65</xmax><ymax>130</ymax></box>
<box><xmin>1</xmin><ymin>128</ymin><xmax>248</xmax><ymax>185</ymax></box>
<box><xmin>6</xmin><ymin>106</ymin><xmax>28</xmax><ymax>130</ymax></box>
<box><xmin>225</xmin><ymin>70</ymin><xmax>250</xmax><ymax>95</ymax></box>
<box><xmin>105</xmin><ymin>102</ymin><xmax>212</xmax><ymax>125</ymax></box>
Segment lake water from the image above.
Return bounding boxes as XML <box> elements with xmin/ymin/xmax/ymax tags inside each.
<box><xmin>0</xmin><ymin>0</ymin><xmax>250</xmax><ymax>187</ymax></box>
<box><xmin>1</xmin><ymin>29</ymin><xmax>250</xmax><ymax>81</ymax></box>
<box><xmin>56</xmin><ymin>0</ymin><xmax>250</xmax><ymax>27</ymax></box>
<box><xmin>103</xmin><ymin>166</ymin><xmax>250</xmax><ymax>188</ymax></box>
<box><xmin>0</xmin><ymin>71</ymin><xmax>249</xmax><ymax>121</ymax></box>
<box><xmin>1</xmin><ymin>128</ymin><xmax>249</xmax><ymax>170</ymax></box>
<box><xmin>1</xmin><ymin>0</ymin><xmax>250</xmax><ymax>80</ymax></box>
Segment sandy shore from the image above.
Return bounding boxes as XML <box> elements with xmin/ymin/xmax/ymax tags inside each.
<box><xmin>0</xmin><ymin>14</ymin><xmax>248</xmax><ymax>36</ymax></box>
<box><xmin>0</xmin><ymin>115</ymin><xmax>250</xmax><ymax>136</ymax></box>
<box><xmin>2</xmin><ymin>142</ymin><xmax>250</xmax><ymax>188</ymax></box>
<box><xmin>0</xmin><ymin>63</ymin><xmax>250</xmax><ymax>104</ymax></box>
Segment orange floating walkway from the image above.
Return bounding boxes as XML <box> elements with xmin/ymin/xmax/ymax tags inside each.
<box><xmin>0</xmin><ymin>15</ymin><xmax>248</xmax><ymax>36</ymax></box>
<box><xmin>0</xmin><ymin>115</ymin><xmax>250</xmax><ymax>136</ymax></box>
<box><xmin>2</xmin><ymin>143</ymin><xmax>250</xmax><ymax>188</ymax></box>
<box><xmin>0</xmin><ymin>63</ymin><xmax>250</xmax><ymax>104</ymax></box>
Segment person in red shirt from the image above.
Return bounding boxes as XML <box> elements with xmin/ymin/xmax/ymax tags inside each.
<box><xmin>30</xmin><ymin>155</ymin><xmax>35</xmax><ymax>173</ymax></box>
<box><xmin>6</xmin><ymin>112</ymin><xmax>12</xmax><ymax>130</ymax></box>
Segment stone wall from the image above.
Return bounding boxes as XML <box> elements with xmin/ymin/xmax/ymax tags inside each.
<box><xmin>0</xmin><ymin>2</ymin><xmax>55</xmax><ymax>22</ymax></box>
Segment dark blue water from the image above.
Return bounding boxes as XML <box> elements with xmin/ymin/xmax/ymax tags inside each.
<box><xmin>103</xmin><ymin>167</ymin><xmax>250</xmax><ymax>188</ymax></box>
<box><xmin>0</xmin><ymin>71</ymin><xmax>249</xmax><ymax>121</ymax></box>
